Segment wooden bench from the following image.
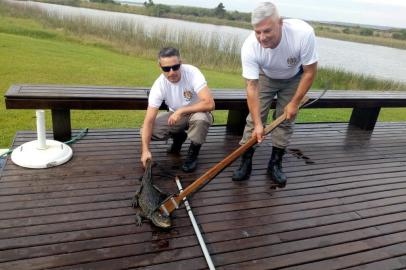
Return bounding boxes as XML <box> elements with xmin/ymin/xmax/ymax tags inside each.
<box><xmin>5</xmin><ymin>84</ymin><xmax>406</xmax><ymax>141</ymax></box>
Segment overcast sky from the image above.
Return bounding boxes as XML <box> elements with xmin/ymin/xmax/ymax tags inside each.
<box><xmin>133</xmin><ymin>0</ymin><xmax>406</xmax><ymax>29</ymax></box>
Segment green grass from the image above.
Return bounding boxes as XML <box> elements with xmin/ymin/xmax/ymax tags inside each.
<box><xmin>1</xmin><ymin>8</ymin><xmax>405</xmax><ymax>148</ymax></box>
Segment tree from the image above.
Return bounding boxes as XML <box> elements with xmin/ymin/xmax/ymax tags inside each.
<box><xmin>393</xmin><ymin>30</ymin><xmax>406</xmax><ymax>40</ymax></box>
<box><xmin>360</xmin><ymin>28</ymin><xmax>373</xmax><ymax>36</ymax></box>
<box><xmin>90</xmin><ymin>0</ymin><xmax>116</xmax><ymax>3</ymax></box>
<box><xmin>342</xmin><ymin>28</ymin><xmax>350</xmax><ymax>34</ymax></box>
<box><xmin>214</xmin><ymin>3</ymin><xmax>225</xmax><ymax>18</ymax></box>
<box><xmin>144</xmin><ymin>0</ymin><xmax>154</xmax><ymax>7</ymax></box>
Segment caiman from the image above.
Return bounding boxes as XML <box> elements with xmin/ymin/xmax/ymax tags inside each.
<box><xmin>132</xmin><ymin>159</ymin><xmax>171</xmax><ymax>228</ymax></box>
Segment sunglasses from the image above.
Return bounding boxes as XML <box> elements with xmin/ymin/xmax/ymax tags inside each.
<box><xmin>160</xmin><ymin>64</ymin><xmax>181</xmax><ymax>72</ymax></box>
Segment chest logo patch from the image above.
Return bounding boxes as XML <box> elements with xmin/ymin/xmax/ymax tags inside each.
<box><xmin>183</xmin><ymin>89</ymin><xmax>193</xmax><ymax>101</ymax></box>
<box><xmin>287</xmin><ymin>57</ymin><xmax>298</xmax><ymax>67</ymax></box>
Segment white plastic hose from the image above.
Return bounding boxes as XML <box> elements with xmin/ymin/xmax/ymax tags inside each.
<box><xmin>175</xmin><ymin>177</ymin><xmax>216</xmax><ymax>270</ymax></box>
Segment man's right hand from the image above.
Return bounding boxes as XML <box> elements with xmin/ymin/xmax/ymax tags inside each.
<box><xmin>141</xmin><ymin>150</ymin><xmax>152</xmax><ymax>168</ymax></box>
<box><xmin>252</xmin><ymin>124</ymin><xmax>265</xmax><ymax>143</ymax></box>
<box><xmin>168</xmin><ymin>110</ymin><xmax>182</xmax><ymax>126</ymax></box>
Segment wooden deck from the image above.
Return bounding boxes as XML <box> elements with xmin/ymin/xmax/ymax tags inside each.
<box><xmin>1</xmin><ymin>123</ymin><xmax>406</xmax><ymax>269</ymax></box>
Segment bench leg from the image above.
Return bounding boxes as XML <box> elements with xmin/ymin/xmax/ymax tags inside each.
<box><xmin>227</xmin><ymin>109</ymin><xmax>249</xmax><ymax>135</ymax></box>
<box><xmin>51</xmin><ymin>109</ymin><xmax>71</xmax><ymax>142</ymax></box>
<box><xmin>349</xmin><ymin>107</ymin><xmax>381</xmax><ymax>130</ymax></box>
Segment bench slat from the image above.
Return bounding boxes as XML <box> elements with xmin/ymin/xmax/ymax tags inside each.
<box><xmin>4</xmin><ymin>84</ymin><xmax>406</xmax><ymax>141</ymax></box>
<box><xmin>6</xmin><ymin>85</ymin><xmax>406</xmax><ymax>107</ymax></box>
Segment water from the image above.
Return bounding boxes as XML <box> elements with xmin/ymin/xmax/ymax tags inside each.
<box><xmin>14</xmin><ymin>1</ymin><xmax>406</xmax><ymax>83</ymax></box>
<box><xmin>317</xmin><ymin>37</ymin><xmax>406</xmax><ymax>83</ymax></box>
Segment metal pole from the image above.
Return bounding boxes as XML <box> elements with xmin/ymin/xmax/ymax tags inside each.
<box><xmin>175</xmin><ymin>176</ymin><xmax>216</xmax><ymax>270</ymax></box>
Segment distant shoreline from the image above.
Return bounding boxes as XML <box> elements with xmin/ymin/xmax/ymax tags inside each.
<box><xmin>34</xmin><ymin>0</ymin><xmax>406</xmax><ymax>50</ymax></box>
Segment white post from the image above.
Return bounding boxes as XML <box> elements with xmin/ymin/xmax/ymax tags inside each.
<box><xmin>36</xmin><ymin>110</ymin><xmax>47</xmax><ymax>150</ymax></box>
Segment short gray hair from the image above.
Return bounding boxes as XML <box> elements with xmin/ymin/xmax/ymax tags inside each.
<box><xmin>158</xmin><ymin>47</ymin><xmax>180</xmax><ymax>60</ymax></box>
<box><xmin>251</xmin><ymin>2</ymin><xmax>279</xmax><ymax>25</ymax></box>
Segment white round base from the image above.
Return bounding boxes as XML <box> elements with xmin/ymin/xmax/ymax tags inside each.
<box><xmin>11</xmin><ymin>140</ymin><xmax>73</xmax><ymax>169</ymax></box>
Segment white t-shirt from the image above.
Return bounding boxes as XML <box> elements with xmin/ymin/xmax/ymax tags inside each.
<box><xmin>148</xmin><ymin>64</ymin><xmax>207</xmax><ymax>112</ymax></box>
<box><xmin>241</xmin><ymin>19</ymin><xmax>318</xmax><ymax>80</ymax></box>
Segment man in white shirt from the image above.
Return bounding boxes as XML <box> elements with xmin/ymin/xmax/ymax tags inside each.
<box><xmin>141</xmin><ymin>47</ymin><xmax>215</xmax><ymax>172</ymax></box>
<box><xmin>232</xmin><ymin>2</ymin><xmax>318</xmax><ymax>187</ymax></box>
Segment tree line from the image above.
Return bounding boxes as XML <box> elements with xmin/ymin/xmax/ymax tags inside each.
<box><xmin>143</xmin><ymin>0</ymin><xmax>250</xmax><ymax>22</ymax></box>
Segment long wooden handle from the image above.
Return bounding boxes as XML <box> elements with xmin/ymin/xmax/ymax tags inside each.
<box><xmin>159</xmin><ymin>95</ymin><xmax>309</xmax><ymax>216</ymax></box>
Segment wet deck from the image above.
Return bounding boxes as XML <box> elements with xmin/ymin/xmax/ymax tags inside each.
<box><xmin>1</xmin><ymin>123</ymin><xmax>406</xmax><ymax>270</ymax></box>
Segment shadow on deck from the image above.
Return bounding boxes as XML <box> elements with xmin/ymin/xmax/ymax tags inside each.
<box><xmin>1</xmin><ymin>123</ymin><xmax>406</xmax><ymax>269</ymax></box>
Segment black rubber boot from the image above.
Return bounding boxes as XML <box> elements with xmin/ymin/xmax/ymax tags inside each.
<box><xmin>267</xmin><ymin>146</ymin><xmax>287</xmax><ymax>187</ymax></box>
<box><xmin>182</xmin><ymin>142</ymin><xmax>201</xmax><ymax>172</ymax></box>
<box><xmin>167</xmin><ymin>131</ymin><xmax>187</xmax><ymax>154</ymax></box>
<box><xmin>232</xmin><ymin>147</ymin><xmax>255</xmax><ymax>181</ymax></box>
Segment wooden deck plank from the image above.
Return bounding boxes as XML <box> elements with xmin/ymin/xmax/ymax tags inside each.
<box><xmin>1</xmin><ymin>122</ymin><xmax>406</xmax><ymax>269</ymax></box>
<box><xmin>343</xmin><ymin>255</ymin><xmax>406</xmax><ymax>270</ymax></box>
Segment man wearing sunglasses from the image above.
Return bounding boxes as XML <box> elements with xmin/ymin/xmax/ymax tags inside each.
<box><xmin>141</xmin><ymin>47</ymin><xmax>215</xmax><ymax>172</ymax></box>
<box><xmin>232</xmin><ymin>2</ymin><xmax>318</xmax><ymax>187</ymax></box>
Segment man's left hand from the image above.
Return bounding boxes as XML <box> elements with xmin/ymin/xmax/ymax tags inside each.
<box><xmin>285</xmin><ymin>101</ymin><xmax>299</xmax><ymax>120</ymax></box>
